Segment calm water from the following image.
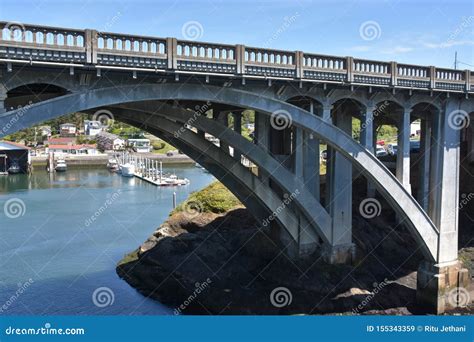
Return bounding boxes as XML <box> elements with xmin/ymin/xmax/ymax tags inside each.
<box><xmin>0</xmin><ymin>166</ymin><xmax>214</xmax><ymax>315</ymax></box>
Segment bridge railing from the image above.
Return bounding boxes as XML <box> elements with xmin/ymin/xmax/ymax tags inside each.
<box><xmin>94</xmin><ymin>31</ymin><xmax>168</xmax><ymax>69</ymax></box>
<box><xmin>0</xmin><ymin>22</ymin><xmax>472</xmax><ymax>93</ymax></box>
<box><xmin>0</xmin><ymin>23</ymin><xmax>87</xmax><ymax>63</ymax></box>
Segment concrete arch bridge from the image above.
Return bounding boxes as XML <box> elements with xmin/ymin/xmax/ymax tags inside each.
<box><xmin>0</xmin><ymin>22</ymin><xmax>473</xmax><ymax>313</ymax></box>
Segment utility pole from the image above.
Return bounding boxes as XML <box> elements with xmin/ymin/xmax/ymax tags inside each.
<box><xmin>454</xmin><ymin>51</ymin><xmax>458</xmax><ymax>70</ymax></box>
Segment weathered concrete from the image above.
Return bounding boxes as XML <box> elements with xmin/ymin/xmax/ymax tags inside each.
<box><xmin>396</xmin><ymin>108</ymin><xmax>412</xmax><ymax>193</ymax></box>
<box><xmin>416</xmin><ymin>261</ymin><xmax>470</xmax><ymax>314</ymax></box>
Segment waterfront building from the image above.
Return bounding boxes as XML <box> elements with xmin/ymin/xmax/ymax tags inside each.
<box><xmin>84</xmin><ymin>120</ymin><xmax>103</xmax><ymax>136</ymax></box>
<box><xmin>0</xmin><ymin>141</ymin><xmax>31</xmax><ymax>173</ymax></box>
<box><xmin>96</xmin><ymin>132</ymin><xmax>125</xmax><ymax>151</ymax></box>
<box><xmin>127</xmin><ymin>138</ymin><xmax>151</xmax><ymax>153</ymax></box>
<box><xmin>59</xmin><ymin>123</ymin><xmax>77</xmax><ymax>137</ymax></box>
<box><xmin>47</xmin><ymin>144</ymin><xmax>99</xmax><ymax>155</ymax></box>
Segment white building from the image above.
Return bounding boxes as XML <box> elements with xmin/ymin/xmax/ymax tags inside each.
<box><xmin>84</xmin><ymin>120</ymin><xmax>103</xmax><ymax>136</ymax></box>
<box><xmin>96</xmin><ymin>132</ymin><xmax>125</xmax><ymax>151</ymax></box>
<box><xmin>127</xmin><ymin>138</ymin><xmax>151</xmax><ymax>153</ymax></box>
<box><xmin>47</xmin><ymin>144</ymin><xmax>99</xmax><ymax>155</ymax></box>
<box><xmin>59</xmin><ymin>123</ymin><xmax>77</xmax><ymax>137</ymax></box>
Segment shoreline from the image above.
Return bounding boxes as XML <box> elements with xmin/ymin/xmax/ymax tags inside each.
<box><xmin>31</xmin><ymin>154</ymin><xmax>195</xmax><ymax>169</ymax></box>
<box><xmin>116</xmin><ymin>181</ymin><xmax>474</xmax><ymax>315</ymax></box>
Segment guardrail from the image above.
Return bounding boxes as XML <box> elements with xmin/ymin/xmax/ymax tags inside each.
<box><xmin>0</xmin><ymin>22</ymin><xmax>472</xmax><ymax>93</ymax></box>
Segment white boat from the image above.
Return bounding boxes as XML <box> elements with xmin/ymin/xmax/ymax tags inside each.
<box><xmin>55</xmin><ymin>159</ymin><xmax>67</xmax><ymax>172</ymax></box>
<box><xmin>163</xmin><ymin>174</ymin><xmax>190</xmax><ymax>186</ymax></box>
<box><xmin>107</xmin><ymin>158</ymin><xmax>119</xmax><ymax>172</ymax></box>
<box><xmin>121</xmin><ymin>163</ymin><xmax>135</xmax><ymax>177</ymax></box>
<box><xmin>8</xmin><ymin>161</ymin><xmax>21</xmax><ymax>174</ymax></box>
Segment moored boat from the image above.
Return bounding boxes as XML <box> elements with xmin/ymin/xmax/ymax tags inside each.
<box><xmin>121</xmin><ymin>163</ymin><xmax>135</xmax><ymax>177</ymax></box>
<box><xmin>107</xmin><ymin>158</ymin><xmax>119</xmax><ymax>172</ymax></box>
<box><xmin>7</xmin><ymin>161</ymin><xmax>21</xmax><ymax>174</ymax></box>
<box><xmin>55</xmin><ymin>159</ymin><xmax>67</xmax><ymax>172</ymax></box>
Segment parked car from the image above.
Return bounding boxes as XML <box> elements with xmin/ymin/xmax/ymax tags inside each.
<box><xmin>410</xmin><ymin>140</ymin><xmax>420</xmax><ymax>153</ymax></box>
<box><xmin>386</xmin><ymin>143</ymin><xmax>397</xmax><ymax>156</ymax></box>
<box><xmin>320</xmin><ymin>150</ymin><xmax>327</xmax><ymax>161</ymax></box>
<box><xmin>166</xmin><ymin>151</ymin><xmax>174</xmax><ymax>157</ymax></box>
<box><xmin>376</xmin><ymin>145</ymin><xmax>388</xmax><ymax>157</ymax></box>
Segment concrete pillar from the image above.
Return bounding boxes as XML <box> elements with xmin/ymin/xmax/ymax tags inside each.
<box><xmin>255</xmin><ymin>112</ymin><xmax>270</xmax><ymax>186</ymax></box>
<box><xmin>361</xmin><ymin>105</ymin><xmax>375</xmax><ymax>197</ymax></box>
<box><xmin>417</xmin><ymin>99</ymin><xmax>467</xmax><ymax>314</ymax></box>
<box><xmin>324</xmin><ymin>107</ymin><xmax>354</xmax><ymax>264</ymax></box>
<box><xmin>428</xmin><ymin>101</ymin><xmax>461</xmax><ymax>264</ymax></box>
<box><xmin>303</xmin><ymin>101</ymin><xmax>320</xmax><ymax>200</ymax></box>
<box><xmin>418</xmin><ymin>118</ymin><xmax>431</xmax><ymax>211</ymax></box>
<box><xmin>468</xmin><ymin>119</ymin><xmax>474</xmax><ymax>164</ymax></box>
<box><xmin>214</xmin><ymin>111</ymin><xmax>229</xmax><ymax>154</ymax></box>
<box><xmin>0</xmin><ymin>90</ymin><xmax>7</xmax><ymax>114</ymax></box>
<box><xmin>396</xmin><ymin>108</ymin><xmax>412</xmax><ymax>193</ymax></box>
<box><xmin>233</xmin><ymin>111</ymin><xmax>242</xmax><ymax>162</ymax></box>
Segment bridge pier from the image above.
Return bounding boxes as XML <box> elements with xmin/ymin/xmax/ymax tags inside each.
<box><xmin>255</xmin><ymin>110</ymin><xmax>320</xmax><ymax>259</ymax></box>
<box><xmin>396</xmin><ymin>108</ymin><xmax>412</xmax><ymax>194</ymax></box>
<box><xmin>214</xmin><ymin>110</ymin><xmax>230</xmax><ymax>154</ymax></box>
<box><xmin>417</xmin><ymin>117</ymin><xmax>432</xmax><ymax>211</ymax></box>
<box><xmin>360</xmin><ymin>105</ymin><xmax>376</xmax><ymax>197</ymax></box>
<box><xmin>417</xmin><ymin>100</ymin><xmax>469</xmax><ymax>314</ymax></box>
<box><xmin>324</xmin><ymin>108</ymin><xmax>355</xmax><ymax>264</ymax></box>
<box><xmin>232</xmin><ymin>111</ymin><xmax>242</xmax><ymax>162</ymax></box>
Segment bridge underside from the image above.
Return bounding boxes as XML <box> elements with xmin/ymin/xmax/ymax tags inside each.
<box><xmin>0</xmin><ymin>73</ymin><xmax>473</xmax><ymax>313</ymax></box>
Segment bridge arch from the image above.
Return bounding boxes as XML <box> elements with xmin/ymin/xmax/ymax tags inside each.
<box><xmin>4</xmin><ymin>83</ymin><xmax>69</xmax><ymax>110</ymax></box>
<box><xmin>0</xmin><ymin>83</ymin><xmax>440</xmax><ymax>261</ymax></box>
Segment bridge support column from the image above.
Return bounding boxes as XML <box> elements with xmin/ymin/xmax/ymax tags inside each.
<box><xmin>303</xmin><ymin>101</ymin><xmax>320</xmax><ymax>200</ymax></box>
<box><xmin>255</xmin><ymin>111</ymin><xmax>270</xmax><ymax>186</ymax></box>
<box><xmin>417</xmin><ymin>118</ymin><xmax>432</xmax><ymax>211</ymax></box>
<box><xmin>0</xmin><ymin>90</ymin><xmax>6</xmax><ymax>114</ymax></box>
<box><xmin>468</xmin><ymin>119</ymin><xmax>474</xmax><ymax>164</ymax></box>
<box><xmin>396</xmin><ymin>108</ymin><xmax>412</xmax><ymax>193</ymax></box>
<box><xmin>233</xmin><ymin>111</ymin><xmax>242</xmax><ymax>162</ymax></box>
<box><xmin>361</xmin><ymin>105</ymin><xmax>376</xmax><ymax>197</ymax></box>
<box><xmin>215</xmin><ymin>111</ymin><xmax>229</xmax><ymax>154</ymax></box>
<box><xmin>417</xmin><ymin>100</ymin><xmax>469</xmax><ymax>314</ymax></box>
<box><xmin>323</xmin><ymin>108</ymin><xmax>355</xmax><ymax>264</ymax></box>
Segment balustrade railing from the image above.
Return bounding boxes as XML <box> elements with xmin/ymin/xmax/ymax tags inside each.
<box><xmin>0</xmin><ymin>21</ymin><xmax>471</xmax><ymax>92</ymax></box>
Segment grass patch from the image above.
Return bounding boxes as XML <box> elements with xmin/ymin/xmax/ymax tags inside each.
<box><xmin>117</xmin><ymin>248</ymin><xmax>140</xmax><ymax>266</ymax></box>
<box><xmin>173</xmin><ymin>181</ymin><xmax>242</xmax><ymax>215</ymax></box>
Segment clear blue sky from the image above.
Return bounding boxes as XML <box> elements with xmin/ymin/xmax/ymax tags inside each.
<box><xmin>1</xmin><ymin>0</ymin><xmax>473</xmax><ymax>69</ymax></box>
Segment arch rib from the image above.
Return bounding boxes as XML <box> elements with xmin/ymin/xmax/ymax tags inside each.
<box><xmin>0</xmin><ymin>83</ymin><xmax>439</xmax><ymax>261</ymax></box>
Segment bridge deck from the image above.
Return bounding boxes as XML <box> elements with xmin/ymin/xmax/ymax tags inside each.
<box><xmin>0</xmin><ymin>21</ymin><xmax>472</xmax><ymax>93</ymax></box>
